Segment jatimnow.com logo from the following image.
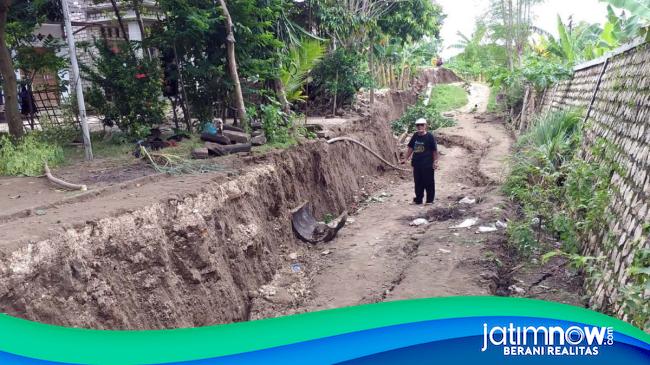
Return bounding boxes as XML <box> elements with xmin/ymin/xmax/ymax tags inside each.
<box><xmin>481</xmin><ymin>323</ymin><xmax>614</xmax><ymax>356</ymax></box>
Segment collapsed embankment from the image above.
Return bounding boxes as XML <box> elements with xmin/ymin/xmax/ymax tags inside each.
<box><xmin>0</xmin><ymin>68</ymin><xmax>459</xmax><ymax>330</ymax></box>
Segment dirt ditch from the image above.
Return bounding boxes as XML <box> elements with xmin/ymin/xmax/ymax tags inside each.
<box><xmin>0</xmin><ymin>75</ymin><xmax>585</xmax><ymax>331</ymax></box>
<box><xmin>0</xmin><ymin>70</ymin><xmax>461</xmax><ymax>330</ymax></box>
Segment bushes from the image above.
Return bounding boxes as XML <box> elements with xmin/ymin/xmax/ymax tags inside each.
<box><xmin>504</xmin><ymin>109</ymin><xmax>587</xmax><ymax>255</ymax></box>
<box><xmin>391</xmin><ymin>94</ymin><xmax>455</xmax><ymax>134</ymax></box>
<box><xmin>82</xmin><ymin>42</ymin><xmax>164</xmax><ymax>137</ymax></box>
<box><xmin>310</xmin><ymin>48</ymin><xmax>371</xmax><ymax>109</ymax></box>
<box><xmin>0</xmin><ymin>134</ymin><xmax>64</xmax><ymax>176</ymax></box>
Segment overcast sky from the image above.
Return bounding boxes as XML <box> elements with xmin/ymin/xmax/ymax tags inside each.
<box><xmin>436</xmin><ymin>0</ymin><xmax>610</xmax><ymax>58</ymax></box>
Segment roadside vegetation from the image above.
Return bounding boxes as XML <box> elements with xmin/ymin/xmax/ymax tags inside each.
<box><xmin>0</xmin><ymin>0</ymin><xmax>447</xmax><ymax>176</ymax></box>
<box><xmin>391</xmin><ymin>84</ymin><xmax>467</xmax><ymax>134</ymax></box>
<box><xmin>447</xmin><ymin>0</ymin><xmax>650</xmax><ymax>330</ymax></box>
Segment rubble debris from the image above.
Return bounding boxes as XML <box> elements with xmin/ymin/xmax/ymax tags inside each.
<box><xmin>458</xmin><ymin>196</ymin><xmax>476</xmax><ymax>205</ymax></box>
<box><xmin>291</xmin><ymin>201</ymin><xmax>347</xmax><ymax>244</ymax></box>
<box><xmin>508</xmin><ymin>285</ymin><xmax>526</xmax><ymax>295</ymax></box>
<box><xmin>450</xmin><ymin>218</ymin><xmax>478</xmax><ymax>229</ymax></box>
<box><xmin>410</xmin><ymin>218</ymin><xmax>429</xmax><ymax>226</ymax></box>
<box><xmin>477</xmin><ymin>225</ymin><xmax>497</xmax><ymax>233</ymax></box>
<box><xmin>251</xmin><ymin>135</ymin><xmax>267</xmax><ymax>146</ymax></box>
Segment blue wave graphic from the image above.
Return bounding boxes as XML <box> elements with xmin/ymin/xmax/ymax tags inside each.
<box><xmin>0</xmin><ymin>316</ymin><xmax>647</xmax><ymax>364</ymax></box>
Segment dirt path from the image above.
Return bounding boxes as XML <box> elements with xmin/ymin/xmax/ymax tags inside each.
<box><xmin>251</xmin><ymin>84</ymin><xmax>518</xmax><ymax>318</ymax></box>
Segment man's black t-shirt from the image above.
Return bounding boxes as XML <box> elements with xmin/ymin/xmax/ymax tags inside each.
<box><xmin>408</xmin><ymin>132</ymin><xmax>437</xmax><ymax>168</ymax></box>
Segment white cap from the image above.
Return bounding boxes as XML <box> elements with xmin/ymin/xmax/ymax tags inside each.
<box><xmin>415</xmin><ymin>118</ymin><xmax>427</xmax><ymax>125</ymax></box>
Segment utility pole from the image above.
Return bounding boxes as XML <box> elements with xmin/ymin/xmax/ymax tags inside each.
<box><xmin>62</xmin><ymin>0</ymin><xmax>93</xmax><ymax>160</ymax></box>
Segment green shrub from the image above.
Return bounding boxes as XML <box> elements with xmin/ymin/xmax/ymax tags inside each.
<box><xmin>260</xmin><ymin>102</ymin><xmax>292</xmax><ymax>144</ymax></box>
<box><xmin>82</xmin><ymin>41</ymin><xmax>164</xmax><ymax>137</ymax></box>
<box><xmin>311</xmin><ymin>48</ymin><xmax>371</xmax><ymax>109</ymax></box>
<box><xmin>0</xmin><ymin>134</ymin><xmax>64</xmax><ymax>176</ymax></box>
<box><xmin>391</xmin><ymin>98</ymin><xmax>454</xmax><ymax>134</ymax></box>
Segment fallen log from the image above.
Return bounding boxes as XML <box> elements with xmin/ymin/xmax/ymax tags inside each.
<box><xmin>205</xmin><ymin>142</ymin><xmax>251</xmax><ymax>156</ymax></box>
<box><xmin>200</xmin><ymin>133</ymin><xmax>231</xmax><ymax>145</ymax></box>
<box><xmin>222</xmin><ymin>124</ymin><xmax>245</xmax><ymax>133</ymax></box>
<box><xmin>222</xmin><ymin>130</ymin><xmax>251</xmax><ymax>144</ymax></box>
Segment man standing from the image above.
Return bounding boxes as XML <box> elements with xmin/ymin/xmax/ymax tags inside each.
<box><xmin>402</xmin><ymin>118</ymin><xmax>438</xmax><ymax>205</ymax></box>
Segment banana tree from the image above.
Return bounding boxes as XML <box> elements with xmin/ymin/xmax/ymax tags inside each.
<box><xmin>600</xmin><ymin>0</ymin><xmax>650</xmax><ymax>41</ymax></box>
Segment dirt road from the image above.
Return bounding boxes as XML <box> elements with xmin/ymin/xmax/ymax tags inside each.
<box><xmin>250</xmin><ymin>84</ymin><xmax>523</xmax><ymax>318</ymax></box>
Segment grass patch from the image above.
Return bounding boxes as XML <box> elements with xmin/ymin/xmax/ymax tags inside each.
<box><xmin>0</xmin><ymin>134</ymin><xmax>64</xmax><ymax>176</ymax></box>
<box><xmin>62</xmin><ymin>132</ymin><xmax>204</xmax><ymax>165</ymax></box>
<box><xmin>252</xmin><ymin>138</ymin><xmax>298</xmax><ymax>154</ymax></box>
<box><xmin>430</xmin><ymin>84</ymin><xmax>468</xmax><ymax>112</ymax></box>
<box><xmin>487</xmin><ymin>86</ymin><xmax>499</xmax><ymax>112</ymax></box>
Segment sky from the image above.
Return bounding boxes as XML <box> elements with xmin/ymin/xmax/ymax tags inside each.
<box><xmin>436</xmin><ymin>0</ymin><xmax>610</xmax><ymax>59</ymax></box>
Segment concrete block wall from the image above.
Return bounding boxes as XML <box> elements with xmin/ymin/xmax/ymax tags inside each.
<box><xmin>519</xmin><ymin>41</ymin><xmax>650</xmax><ymax>319</ymax></box>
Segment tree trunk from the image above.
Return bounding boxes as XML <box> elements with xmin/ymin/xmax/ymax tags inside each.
<box><xmin>218</xmin><ymin>0</ymin><xmax>247</xmax><ymax>124</ymax></box>
<box><xmin>172</xmin><ymin>43</ymin><xmax>192</xmax><ymax>132</ymax></box>
<box><xmin>274</xmin><ymin>78</ymin><xmax>290</xmax><ymax>112</ymax></box>
<box><xmin>369</xmin><ymin>48</ymin><xmax>374</xmax><ymax>104</ymax></box>
<box><xmin>109</xmin><ymin>0</ymin><xmax>130</xmax><ymax>43</ymax></box>
<box><xmin>132</xmin><ymin>0</ymin><xmax>151</xmax><ymax>59</ymax></box>
<box><xmin>0</xmin><ymin>0</ymin><xmax>23</xmax><ymax>138</ymax></box>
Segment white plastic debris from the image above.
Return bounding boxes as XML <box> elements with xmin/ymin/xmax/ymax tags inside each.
<box><xmin>450</xmin><ymin>218</ymin><xmax>478</xmax><ymax>229</ymax></box>
<box><xmin>458</xmin><ymin>197</ymin><xmax>476</xmax><ymax>205</ymax></box>
<box><xmin>288</xmin><ymin>252</ymin><xmax>298</xmax><ymax>260</ymax></box>
<box><xmin>477</xmin><ymin>225</ymin><xmax>498</xmax><ymax>233</ymax></box>
<box><xmin>410</xmin><ymin>218</ymin><xmax>429</xmax><ymax>226</ymax></box>
<box><xmin>496</xmin><ymin>220</ymin><xmax>508</xmax><ymax>229</ymax></box>
<box><xmin>508</xmin><ymin>285</ymin><xmax>526</xmax><ymax>295</ymax></box>
<box><xmin>438</xmin><ymin>248</ymin><xmax>451</xmax><ymax>254</ymax></box>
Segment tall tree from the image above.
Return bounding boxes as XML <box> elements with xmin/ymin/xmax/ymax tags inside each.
<box><xmin>0</xmin><ymin>0</ymin><xmax>23</xmax><ymax>138</ymax></box>
<box><xmin>218</xmin><ymin>0</ymin><xmax>246</xmax><ymax>124</ymax></box>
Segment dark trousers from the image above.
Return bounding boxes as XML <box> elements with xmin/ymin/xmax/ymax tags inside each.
<box><xmin>413</xmin><ymin>165</ymin><xmax>435</xmax><ymax>203</ymax></box>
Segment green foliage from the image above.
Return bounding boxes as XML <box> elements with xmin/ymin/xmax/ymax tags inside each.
<box><xmin>429</xmin><ymin>85</ymin><xmax>469</xmax><ymax>112</ymax></box>
<box><xmin>619</xmin><ymin>248</ymin><xmax>650</xmax><ymax>331</ymax></box>
<box><xmin>391</xmin><ymin>98</ymin><xmax>454</xmax><ymax>134</ymax></box>
<box><xmin>260</xmin><ymin>103</ymin><xmax>292</xmax><ymax>144</ymax></box>
<box><xmin>152</xmin><ymin>0</ymin><xmax>286</xmax><ymax>122</ymax></box>
<box><xmin>507</xmin><ymin>220</ymin><xmax>538</xmax><ymax>256</ymax></box>
<box><xmin>504</xmin><ymin>110</ymin><xmax>592</xmax><ymax>256</ymax></box>
<box><xmin>487</xmin><ymin>86</ymin><xmax>499</xmax><ymax>112</ymax></box>
<box><xmin>82</xmin><ymin>41</ymin><xmax>164</xmax><ymax>137</ymax></box>
<box><xmin>600</xmin><ymin>0</ymin><xmax>650</xmax><ymax>41</ymax></box>
<box><xmin>311</xmin><ymin>48</ymin><xmax>371</xmax><ymax>108</ymax></box>
<box><xmin>377</xmin><ymin>0</ymin><xmax>444</xmax><ymax>42</ymax></box>
<box><xmin>280</xmin><ymin>39</ymin><xmax>326</xmax><ymax>103</ymax></box>
<box><xmin>0</xmin><ymin>134</ymin><xmax>64</xmax><ymax>176</ymax></box>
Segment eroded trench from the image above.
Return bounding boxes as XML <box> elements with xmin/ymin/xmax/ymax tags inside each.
<box><xmin>0</xmin><ymin>78</ymin><xmax>459</xmax><ymax>330</ymax></box>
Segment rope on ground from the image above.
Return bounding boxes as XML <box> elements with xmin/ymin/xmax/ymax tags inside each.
<box><xmin>44</xmin><ymin>163</ymin><xmax>87</xmax><ymax>191</ymax></box>
<box><xmin>326</xmin><ymin>136</ymin><xmax>410</xmax><ymax>172</ymax></box>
